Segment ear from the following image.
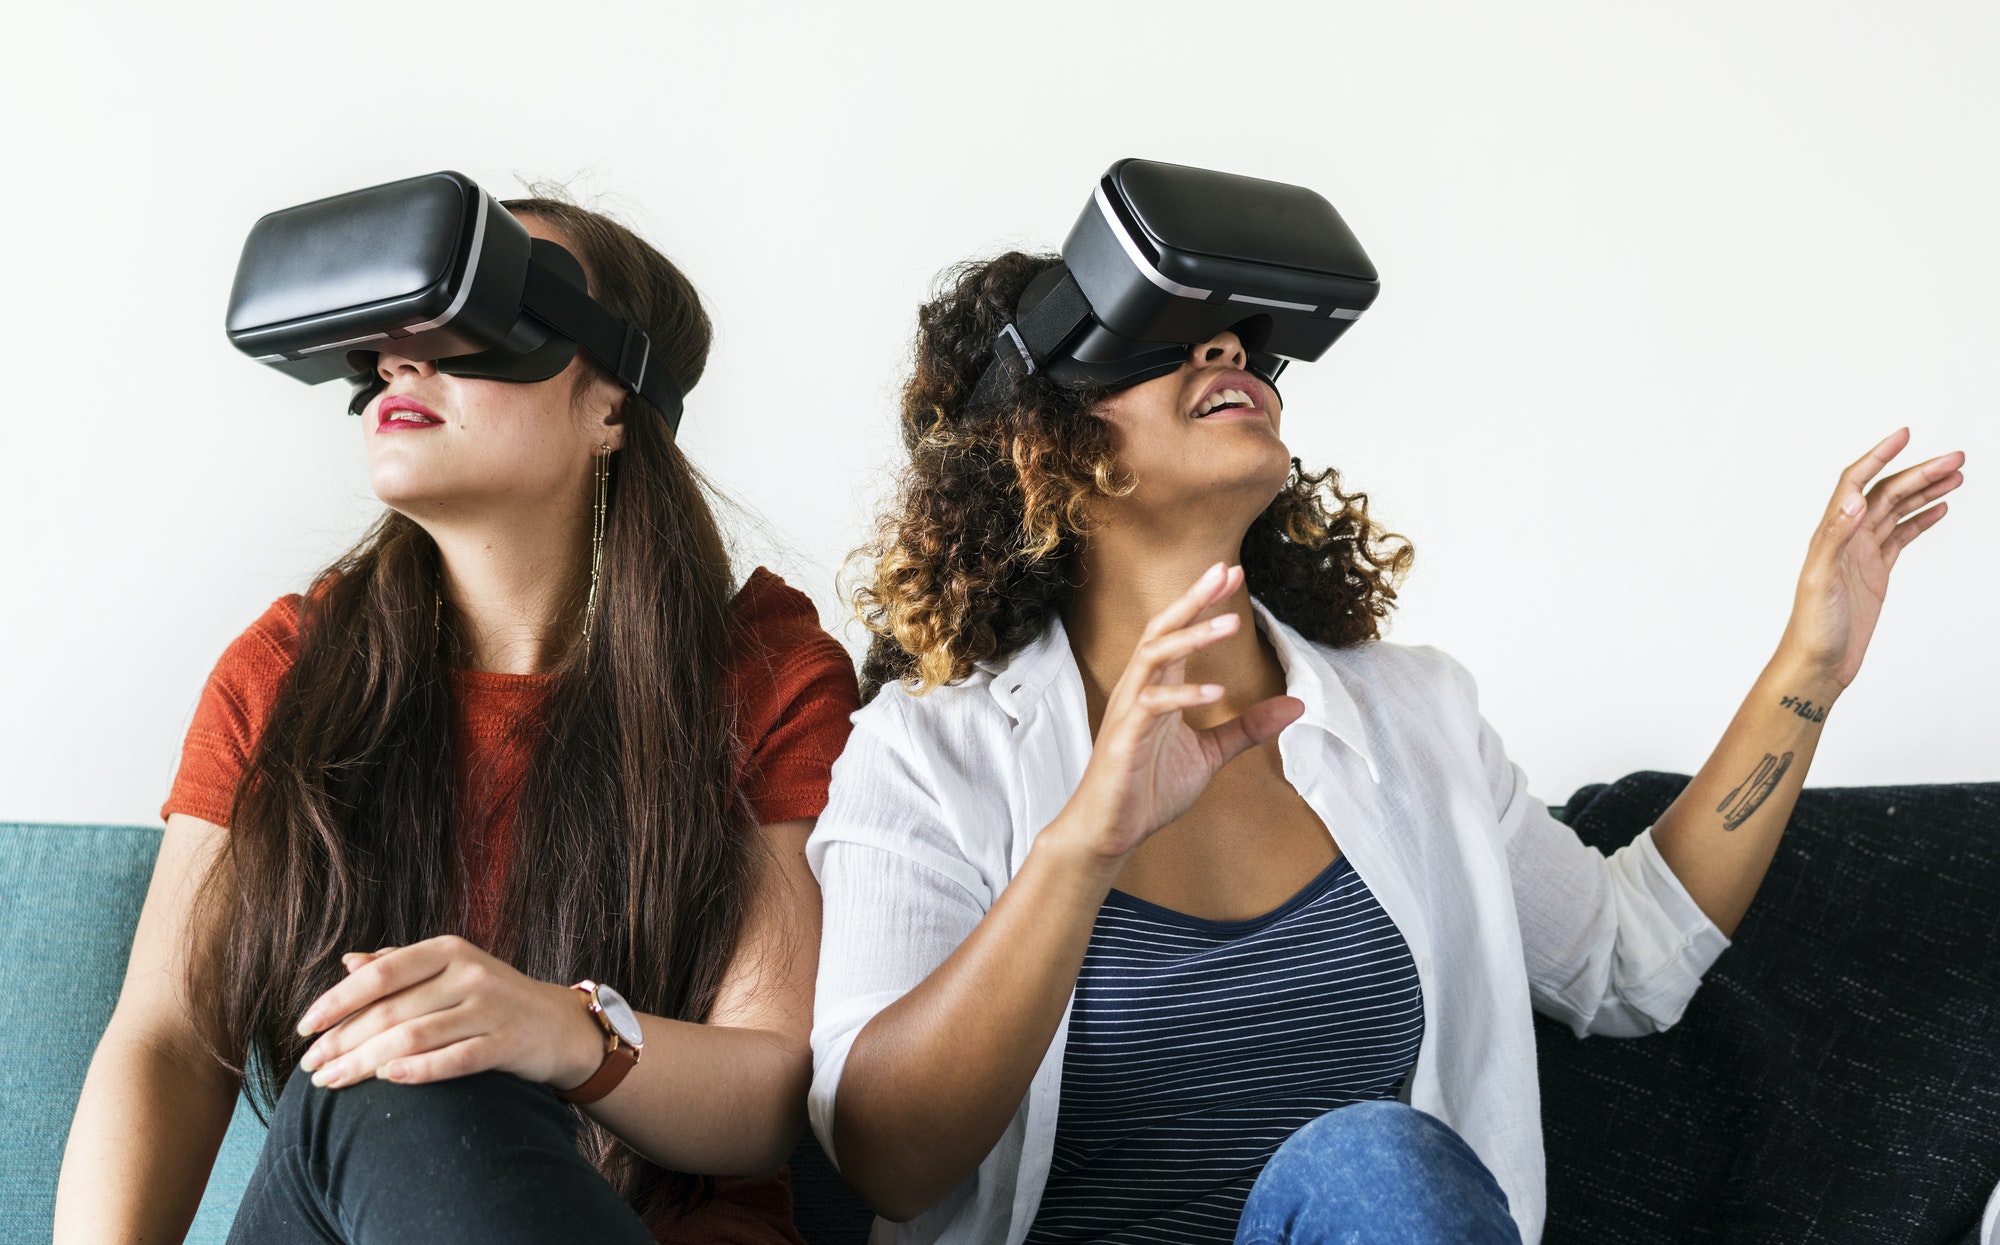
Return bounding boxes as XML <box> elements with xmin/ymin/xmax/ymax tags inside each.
<box><xmin>585</xmin><ymin>375</ymin><xmax>629</xmax><ymax>451</ymax></box>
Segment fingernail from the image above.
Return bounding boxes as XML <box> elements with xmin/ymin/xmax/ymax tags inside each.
<box><xmin>1842</xmin><ymin>494</ymin><xmax>1865</xmax><ymax>518</ymax></box>
<box><xmin>1210</xmin><ymin>615</ymin><xmax>1236</xmax><ymax>632</ymax></box>
<box><xmin>300</xmin><ymin>1049</ymin><xmax>319</xmax><ymax>1072</ymax></box>
<box><xmin>297</xmin><ymin>1013</ymin><xmax>320</xmax><ymax>1037</ymax></box>
<box><xmin>377</xmin><ymin>1062</ymin><xmax>401</xmax><ymax>1082</ymax></box>
<box><xmin>311</xmin><ymin>1067</ymin><xmax>332</xmax><ymax>1088</ymax></box>
<box><xmin>1201</xmin><ymin>684</ymin><xmax>1223</xmax><ymax>697</ymax></box>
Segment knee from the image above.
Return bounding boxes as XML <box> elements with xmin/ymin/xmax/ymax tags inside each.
<box><xmin>272</xmin><ymin>1063</ymin><xmax>573</xmax><ymax>1160</ymax></box>
<box><xmin>1269</xmin><ymin>1101</ymin><xmax>1458</xmax><ymax>1181</ymax></box>
<box><xmin>1244</xmin><ymin>1102</ymin><xmax>1519</xmax><ymax>1244</ymax></box>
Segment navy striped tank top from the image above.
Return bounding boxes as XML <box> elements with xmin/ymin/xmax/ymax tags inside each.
<box><xmin>1024</xmin><ymin>854</ymin><xmax>1425</xmax><ymax>1244</ymax></box>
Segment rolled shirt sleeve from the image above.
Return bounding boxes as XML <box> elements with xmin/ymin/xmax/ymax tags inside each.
<box><xmin>805</xmin><ymin>697</ymin><xmax>998</xmax><ymax>1170</ymax></box>
<box><xmin>1479</xmin><ymin>712</ymin><xmax>1731</xmax><ymax>1038</ymax></box>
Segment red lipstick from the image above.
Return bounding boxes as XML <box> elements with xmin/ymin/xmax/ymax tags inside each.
<box><xmin>376</xmin><ymin>395</ymin><xmax>445</xmax><ymax>432</ymax></box>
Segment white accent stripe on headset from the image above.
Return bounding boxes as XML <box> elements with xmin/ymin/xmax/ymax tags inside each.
<box><xmin>297</xmin><ymin>331</ymin><xmax>390</xmax><ymax>357</ymax></box>
<box><xmin>1092</xmin><ymin>186</ymin><xmax>1213</xmax><ymax>301</ymax></box>
<box><xmin>401</xmin><ymin>188</ymin><xmax>493</xmax><ymax>337</ymax></box>
<box><xmin>1228</xmin><ymin>292</ymin><xmax>1317</xmax><ymax>312</ymax></box>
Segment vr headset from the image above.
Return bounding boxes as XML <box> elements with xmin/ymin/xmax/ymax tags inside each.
<box><xmin>224</xmin><ymin>171</ymin><xmax>685</xmax><ymax>429</ymax></box>
<box><xmin>973</xmin><ymin>158</ymin><xmax>1378</xmax><ymax>407</ymax></box>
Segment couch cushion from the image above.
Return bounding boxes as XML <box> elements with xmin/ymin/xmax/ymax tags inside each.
<box><xmin>0</xmin><ymin>823</ymin><xmax>265</xmax><ymax>1243</ymax></box>
<box><xmin>1540</xmin><ymin>773</ymin><xmax>2000</xmax><ymax>1244</ymax></box>
<box><xmin>0</xmin><ymin>820</ymin><xmax>877</xmax><ymax>1243</ymax></box>
<box><xmin>28</xmin><ymin>780</ymin><xmax>1991</xmax><ymax>1243</ymax></box>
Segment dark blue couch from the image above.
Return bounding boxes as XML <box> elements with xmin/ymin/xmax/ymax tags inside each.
<box><xmin>1540</xmin><ymin>773</ymin><xmax>2000</xmax><ymax>1244</ymax></box>
<box><xmin>6</xmin><ymin>773</ymin><xmax>1996</xmax><ymax>1243</ymax></box>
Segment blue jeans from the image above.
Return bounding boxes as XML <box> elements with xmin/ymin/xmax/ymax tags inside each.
<box><xmin>1234</xmin><ymin>1101</ymin><xmax>1522</xmax><ymax>1245</ymax></box>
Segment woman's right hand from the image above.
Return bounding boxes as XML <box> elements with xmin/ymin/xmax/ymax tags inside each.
<box><xmin>1051</xmin><ymin>562</ymin><xmax>1304</xmax><ymax>862</ymax></box>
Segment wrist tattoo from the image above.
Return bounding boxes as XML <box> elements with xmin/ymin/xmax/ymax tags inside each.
<box><xmin>1779</xmin><ymin>695</ymin><xmax>1829</xmax><ymax>724</ymax></box>
<box><xmin>1716</xmin><ymin>752</ymin><xmax>1794</xmax><ymax>831</ymax></box>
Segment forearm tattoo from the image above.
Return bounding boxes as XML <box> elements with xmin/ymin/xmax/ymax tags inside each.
<box><xmin>1779</xmin><ymin>695</ymin><xmax>1829</xmax><ymax>724</ymax></box>
<box><xmin>1716</xmin><ymin>752</ymin><xmax>1794</xmax><ymax>831</ymax></box>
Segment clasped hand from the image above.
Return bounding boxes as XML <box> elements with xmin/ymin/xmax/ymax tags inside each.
<box><xmin>296</xmin><ymin>935</ymin><xmax>602</xmax><ymax>1092</ymax></box>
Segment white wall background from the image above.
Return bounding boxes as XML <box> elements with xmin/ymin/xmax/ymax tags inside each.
<box><xmin>2</xmin><ymin>0</ymin><xmax>1992</xmax><ymax>826</ymax></box>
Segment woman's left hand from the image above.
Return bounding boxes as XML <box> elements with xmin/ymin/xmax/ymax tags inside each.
<box><xmin>1778</xmin><ymin>428</ymin><xmax>1964</xmax><ymax>693</ymax></box>
<box><xmin>296</xmin><ymin>935</ymin><xmax>603</xmax><ymax>1092</ymax></box>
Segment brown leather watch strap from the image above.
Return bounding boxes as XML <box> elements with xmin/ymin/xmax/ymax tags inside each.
<box><xmin>555</xmin><ymin>1033</ymin><xmax>638</xmax><ymax>1105</ymax></box>
<box><xmin>554</xmin><ymin>981</ymin><xmax>643</xmax><ymax>1106</ymax></box>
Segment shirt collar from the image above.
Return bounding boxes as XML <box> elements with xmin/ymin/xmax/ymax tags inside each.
<box><xmin>1247</xmin><ymin>597</ymin><xmax>1379</xmax><ymax>783</ymax></box>
<box><xmin>973</xmin><ymin>618</ymin><xmax>1073</xmax><ymax>720</ymax></box>
<box><xmin>973</xmin><ymin>597</ymin><xmax>1379</xmax><ymax>783</ymax></box>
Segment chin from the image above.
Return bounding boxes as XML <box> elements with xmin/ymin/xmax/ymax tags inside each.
<box><xmin>369</xmin><ymin>463</ymin><xmax>445</xmax><ymax>512</ymax></box>
<box><xmin>1248</xmin><ymin>439</ymin><xmax>1296</xmax><ymax>488</ymax></box>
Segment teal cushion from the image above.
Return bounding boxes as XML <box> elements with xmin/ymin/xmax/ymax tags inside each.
<box><xmin>0</xmin><ymin>823</ymin><xmax>266</xmax><ymax>1242</ymax></box>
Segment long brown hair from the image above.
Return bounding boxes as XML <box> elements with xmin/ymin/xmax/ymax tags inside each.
<box><xmin>196</xmin><ymin>196</ymin><xmax>746</xmax><ymax>1221</ymax></box>
<box><xmin>855</xmin><ymin>251</ymin><xmax>1415</xmax><ymax>698</ymax></box>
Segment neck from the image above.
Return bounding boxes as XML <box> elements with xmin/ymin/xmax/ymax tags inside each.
<box><xmin>1065</xmin><ymin>517</ymin><xmax>1284</xmax><ymax>727</ymax></box>
<box><xmin>423</xmin><ymin>501</ymin><xmax>592</xmax><ymax>676</ymax></box>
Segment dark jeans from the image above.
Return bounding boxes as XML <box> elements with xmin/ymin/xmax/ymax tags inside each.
<box><xmin>1234</xmin><ymin>1101</ymin><xmax>1522</xmax><ymax>1244</ymax></box>
<box><xmin>227</xmin><ymin>1064</ymin><xmax>654</xmax><ymax>1244</ymax></box>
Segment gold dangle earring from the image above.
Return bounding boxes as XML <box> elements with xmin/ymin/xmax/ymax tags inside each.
<box><xmin>580</xmin><ymin>443</ymin><xmax>612</xmax><ymax>669</ymax></box>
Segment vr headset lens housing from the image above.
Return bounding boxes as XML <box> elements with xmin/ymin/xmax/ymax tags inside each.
<box><xmin>225</xmin><ymin>171</ymin><xmax>683</xmax><ymax>427</ymax></box>
<box><xmin>978</xmin><ymin>158</ymin><xmax>1379</xmax><ymax>403</ymax></box>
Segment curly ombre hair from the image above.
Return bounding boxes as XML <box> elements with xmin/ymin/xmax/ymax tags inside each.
<box><xmin>854</xmin><ymin>251</ymin><xmax>1415</xmax><ymax>699</ymax></box>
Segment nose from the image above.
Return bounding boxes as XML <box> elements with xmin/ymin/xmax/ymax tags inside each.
<box><xmin>374</xmin><ymin>351</ymin><xmax>438</xmax><ymax>384</ymax></box>
<box><xmin>1189</xmin><ymin>330</ymin><xmax>1247</xmax><ymax>371</ymax></box>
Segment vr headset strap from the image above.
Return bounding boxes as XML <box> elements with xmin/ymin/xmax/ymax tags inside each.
<box><xmin>520</xmin><ymin>261</ymin><xmax>687</xmax><ymax>426</ymax></box>
<box><xmin>968</xmin><ymin>267</ymin><xmax>1096</xmax><ymax>411</ymax></box>
<box><xmin>1014</xmin><ymin>269</ymin><xmax>1094</xmax><ymax>364</ymax></box>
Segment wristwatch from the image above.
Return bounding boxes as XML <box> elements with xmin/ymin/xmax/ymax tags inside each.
<box><xmin>554</xmin><ymin>979</ymin><xmax>644</xmax><ymax>1105</ymax></box>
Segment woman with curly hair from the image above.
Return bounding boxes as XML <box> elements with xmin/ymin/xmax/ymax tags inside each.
<box><xmin>805</xmin><ymin>249</ymin><xmax>1962</xmax><ymax>1244</ymax></box>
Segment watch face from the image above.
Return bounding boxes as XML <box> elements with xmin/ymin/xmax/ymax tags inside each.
<box><xmin>595</xmin><ymin>984</ymin><xmax>644</xmax><ymax>1048</ymax></box>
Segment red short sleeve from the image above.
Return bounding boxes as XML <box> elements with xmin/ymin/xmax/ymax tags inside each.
<box><xmin>728</xmin><ymin>570</ymin><xmax>860</xmax><ymax>827</ymax></box>
<box><xmin>161</xmin><ymin>596</ymin><xmax>305</xmax><ymax>827</ymax></box>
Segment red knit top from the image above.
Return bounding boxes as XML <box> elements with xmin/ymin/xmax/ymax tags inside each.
<box><xmin>163</xmin><ymin>567</ymin><xmax>860</xmax><ymax>1245</ymax></box>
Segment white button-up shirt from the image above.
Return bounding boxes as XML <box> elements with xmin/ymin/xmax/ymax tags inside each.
<box><xmin>808</xmin><ymin>599</ymin><xmax>1731</xmax><ymax>1244</ymax></box>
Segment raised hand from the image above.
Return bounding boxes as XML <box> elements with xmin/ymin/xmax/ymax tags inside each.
<box><xmin>1780</xmin><ymin>429</ymin><xmax>1964</xmax><ymax>694</ymax></box>
<box><xmin>1054</xmin><ymin>562</ymin><xmax>1304</xmax><ymax>862</ymax></box>
<box><xmin>295</xmin><ymin>935</ymin><xmax>604</xmax><ymax>1092</ymax></box>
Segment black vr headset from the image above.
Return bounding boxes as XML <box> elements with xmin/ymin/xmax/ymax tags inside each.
<box><xmin>973</xmin><ymin>158</ymin><xmax>1379</xmax><ymax>408</ymax></box>
<box><xmin>224</xmin><ymin>171</ymin><xmax>685</xmax><ymax>429</ymax></box>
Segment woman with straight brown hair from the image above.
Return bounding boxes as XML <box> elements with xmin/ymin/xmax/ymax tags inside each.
<box><xmin>54</xmin><ymin>192</ymin><xmax>858</xmax><ymax>1243</ymax></box>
